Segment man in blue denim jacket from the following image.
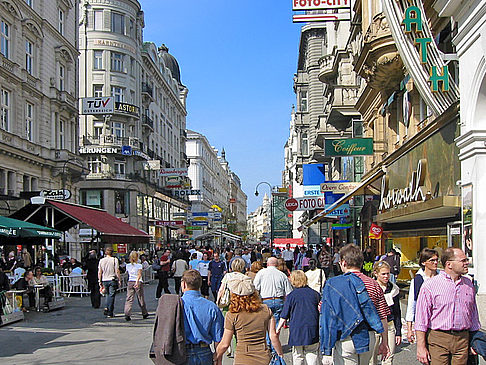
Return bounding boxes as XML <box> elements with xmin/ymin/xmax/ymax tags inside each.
<box><xmin>320</xmin><ymin>244</ymin><xmax>391</xmax><ymax>365</ymax></box>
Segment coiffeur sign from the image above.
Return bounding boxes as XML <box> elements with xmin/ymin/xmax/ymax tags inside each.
<box><xmin>325</xmin><ymin>138</ymin><xmax>374</xmax><ymax>156</ymax></box>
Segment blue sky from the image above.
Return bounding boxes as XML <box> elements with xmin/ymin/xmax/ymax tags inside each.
<box><xmin>142</xmin><ymin>1</ymin><xmax>302</xmax><ymax>213</ymax></box>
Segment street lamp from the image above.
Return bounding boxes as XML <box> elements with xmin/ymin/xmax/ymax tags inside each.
<box><xmin>255</xmin><ymin>182</ymin><xmax>273</xmax><ymax>250</ymax></box>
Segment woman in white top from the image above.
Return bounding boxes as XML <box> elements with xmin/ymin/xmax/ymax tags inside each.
<box><xmin>123</xmin><ymin>251</ymin><xmax>148</xmax><ymax>321</ymax></box>
<box><xmin>405</xmin><ymin>248</ymin><xmax>439</xmax><ymax>343</ymax></box>
<box><xmin>305</xmin><ymin>258</ymin><xmax>326</xmax><ymax>294</ymax></box>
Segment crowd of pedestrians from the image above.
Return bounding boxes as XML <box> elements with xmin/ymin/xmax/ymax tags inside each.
<box><xmin>146</xmin><ymin>242</ymin><xmax>483</xmax><ymax>365</ymax></box>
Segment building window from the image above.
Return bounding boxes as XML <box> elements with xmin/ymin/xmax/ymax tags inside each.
<box><xmin>114</xmin><ymin>161</ymin><xmax>125</xmax><ymax>175</ymax></box>
<box><xmin>301</xmin><ymin>132</ymin><xmax>309</xmax><ymax>155</ymax></box>
<box><xmin>82</xmin><ymin>189</ymin><xmax>103</xmax><ymax>208</ymax></box>
<box><xmin>0</xmin><ymin>21</ymin><xmax>9</xmax><ymax>58</ymax></box>
<box><xmin>59</xmin><ymin>65</ymin><xmax>65</xmax><ymax>91</ymax></box>
<box><xmin>129</xmin><ymin>19</ymin><xmax>134</xmax><ymax>38</ymax></box>
<box><xmin>93</xmin><ymin>85</ymin><xmax>103</xmax><ymax>97</ymax></box>
<box><xmin>93</xmin><ymin>9</ymin><xmax>103</xmax><ymax>30</ymax></box>
<box><xmin>112</xmin><ymin>121</ymin><xmax>125</xmax><ymax>138</ymax></box>
<box><xmin>93</xmin><ymin>50</ymin><xmax>103</xmax><ymax>70</ymax></box>
<box><xmin>59</xmin><ymin>119</ymin><xmax>65</xmax><ymax>149</ymax></box>
<box><xmin>300</xmin><ymin>90</ymin><xmax>308</xmax><ymax>112</ymax></box>
<box><xmin>111</xmin><ymin>12</ymin><xmax>125</xmax><ymax>35</ymax></box>
<box><xmin>1</xmin><ymin>89</ymin><xmax>9</xmax><ymax>131</ymax></box>
<box><xmin>25</xmin><ymin>40</ymin><xmax>33</xmax><ymax>74</ymax></box>
<box><xmin>111</xmin><ymin>86</ymin><xmax>124</xmax><ymax>102</ymax></box>
<box><xmin>114</xmin><ymin>190</ymin><xmax>127</xmax><ymax>214</ymax></box>
<box><xmin>58</xmin><ymin>9</ymin><xmax>65</xmax><ymax>35</ymax></box>
<box><xmin>87</xmin><ymin>157</ymin><xmax>102</xmax><ymax>174</ymax></box>
<box><xmin>111</xmin><ymin>52</ymin><xmax>123</xmax><ymax>72</ymax></box>
<box><xmin>26</xmin><ymin>102</ymin><xmax>34</xmax><ymax>142</ymax></box>
<box><xmin>25</xmin><ymin>0</ymin><xmax>33</xmax><ymax>6</ymax></box>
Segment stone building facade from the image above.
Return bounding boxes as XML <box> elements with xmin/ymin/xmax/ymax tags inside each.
<box><xmin>0</xmin><ymin>0</ymin><xmax>82</xmax><ymax>215</ymax></box>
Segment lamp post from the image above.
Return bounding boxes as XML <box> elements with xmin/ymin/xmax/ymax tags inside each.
<box><xmin>255</xmin><ymin>182</ymin><xmax>273</xmax><ymax>250</ymax></box>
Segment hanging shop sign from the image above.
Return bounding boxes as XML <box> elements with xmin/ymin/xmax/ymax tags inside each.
<box><xmin>165</xmin><ymin>176</ymin><xmax>182</xmax><ymax>188</ymax></box>
<box><xmin>402</xmin><ymin>6</ymin><xmax>449</xmax><ymax>92</ymax></box>
<box><xmin>285</xmin><ymin>197</ymin><xmax>325</xmax><ymax>211</ymax></box>
<box><xmin>143</xmin><ymin>160</ymin><xmax>161</xmax><ymax>171</ymax></box>
<box><xmin>81</xmin><ymin>97</ymin><xmax>114</xmax><ymax>115</ymax></box>
<box><xmin>304</xmin><ymin>185</ymin><xmax>324</xmax><ymax>197</ymax></box>
<box><xmin>325</xmin><ymin>138</ymin><xmax>374</xmax><ymax>156</ymax></box>
<box><xmin>133</xmin><ymin>150</ymin><xmax>150</xmax><ymax>160</ymax></box>
<box><xmin>160</xmin><ymin>168</ymin><xmax>188</xmax><ymax>177</ymax></box>
<box><xmin>172</xmin><ymin>189</ymin><xmax>201</xmax><ymax>197</ymax></box>
<box><xmin>121</xmin><ymin>146</ymin><xmax>132</xmax><ymax>156</ymax></box>
<box><xmin>191</xmin><ymin>221</ymin><xmax>209</xmax><ymax>227</ymax></box>
<box><xmin>292</xmin><ymin>0</ymin><xmax>351</xmax><ymax>11</ymax></box>
<box><xmin>155</xmin><ymin>220</ymin><xmax>184</xmax><ymax>227</ymax></box>
<box><xmin>369</xmin><ymin>223</ymin><xmax>383</xmax><ymax>240</ymax></box>
<box><xmin>114</xmin><ymin>102</ymin><xmax>139</xmax><ymax>116</ymax></box>
<box><xmin>379</xmin><ymin>159</ymin><xmax>427</xmax><ymax>211</ymax></box>
<box><xmin>324</xmin><ymin>204</ymin><xmax>350</xmax><ymax>218</ymax></box>
<box><xmin>40</xmin><ymin>189</ymin><xmax>71</xmax><ymax>201</ymax></box>
<box><xmin>292</xmin><ymin>0</ymin><xmax>351</xmax><ymax>22</ymax></box>
<box><xmin>320</xmin><ymin>182</ymin><xmax>361</xmax><ymax>193</ymax></box>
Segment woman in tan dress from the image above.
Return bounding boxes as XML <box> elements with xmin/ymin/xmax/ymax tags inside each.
<box><xmin>214</xmin><ymin>275</ymin><xmax>283</xmax><ymax>365</ymax></box>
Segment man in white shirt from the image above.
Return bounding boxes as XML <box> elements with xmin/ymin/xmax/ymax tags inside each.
<box><xmin>98</xmin><ymin>247</ymin><xmax>121</xmax><ymax>318</ymax></box>
<box><xmin>254</xmin><ymin>257</ymin><xmax>293</xmax><ymax>359</ymax></box>
<box><xmin>282</xmin><ymin>244</ymin><xmax>294</xmax><ymax>272</ymax></box>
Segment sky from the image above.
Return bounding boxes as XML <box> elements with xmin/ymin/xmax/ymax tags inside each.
<box><xmin>141</xmin><ymin>1</ymin><xmax>302</xmax><ymax>213</ymax></box>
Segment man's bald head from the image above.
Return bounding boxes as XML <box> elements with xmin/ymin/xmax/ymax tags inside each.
<box><xmin>267</xmin><ymin>257</ymin><xmax>278</xmax><ymax>267</ymax></box>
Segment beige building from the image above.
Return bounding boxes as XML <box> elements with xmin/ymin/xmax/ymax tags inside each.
<box><xmin>0</xmin><ymin>0</ymin><xmax>83</xmax><ymax>216</ymax></box>
<box><xmin>77</xmin><ymin>0</ymin><xmax>189</xmax><ymax>246</ymax></box>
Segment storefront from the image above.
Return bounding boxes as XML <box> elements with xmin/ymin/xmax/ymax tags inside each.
<box><xmin>373</xmin><ymin>117</ymin><xmax>462</xmax><ymax>280</ymax></box>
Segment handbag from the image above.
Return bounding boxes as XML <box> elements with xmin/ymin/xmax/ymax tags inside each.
<box><xmin>99</xmin><ymin>285</ymin><xmax>106</xmax><ymax>295</ymax></box>
<box><xmin>152</xmin><ymin>260</ymin><xmax>161</xmax><ymax>271</ymax></box>
<box><xmin>271</xmin><ymin>352</ymin><xmax>287</xmax><ymax>365</ymax></box>
<box><xmin>217</xmin><ymin>282</ymin><xmax>231</xmax><ymax>308</ymax></box>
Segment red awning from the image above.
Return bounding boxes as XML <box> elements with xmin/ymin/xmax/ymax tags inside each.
<box><xmin>48</xmin><ymin>200</ymin><xmax>149</xmax><ymax>244</ymax></box>
<box><xmin>11</xmin><ymin>200</ymin><xmax>149</xmax><ymax>245</ymax></box>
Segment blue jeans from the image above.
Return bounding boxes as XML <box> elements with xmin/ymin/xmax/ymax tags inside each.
<box><xmin>102</xmin><ymin>280</ymin><xmax>118</xmax><ymax>315</ymax></box>
<box><xmin>263</xmin><ymin>299</ymin><xmax>285</xmax><ymax>365</ymax></box>
<box><xmin>186</xmin><ymin>346</ymin><xmax>213</xmax><ymax>365</ymax></box>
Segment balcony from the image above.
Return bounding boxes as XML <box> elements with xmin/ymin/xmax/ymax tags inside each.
<box><xmin>318</xmin><ymin>53</ymin><xmax>337</xmax><ymax>82</ymax></box>
<box><xmin>141</xmin><ymin>82</ymin><xmax>153</xmax><ymax>97</ymax></box>
<box><xmin>354</xmin><ymin>13</ymin><xmax>404</xmax><ymax>90</ymax></box>
<box><xmin>142</xmin><ymin>115</ymin><xmax>154</xmax><ymax>131</ymax></box>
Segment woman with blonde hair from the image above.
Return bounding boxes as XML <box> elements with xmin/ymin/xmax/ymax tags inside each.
<box><xmin>214</xmin><ymin>275</ymin><xmax>283</xmax><ymax>364</ymax></box>
<box><xmin>246</xmin><ymin>260</ymin><xmax>262</xmax><ymax>281</ymax></box>
<box><xmin>123</xmin><ymin>251</ymin><xmax>148</xmax><ymax>321</ymax></box>
<box><xmin>276</xmin><ymin>270</ymin><xmax>321</xmax><ymax>365</ymax></box>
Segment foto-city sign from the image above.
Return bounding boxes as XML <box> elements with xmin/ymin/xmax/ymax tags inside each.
<box><xmin>324</xmin><ymin>138</ymin><xmax>374</xmax><ymax>156</ymax></box>
<box><xmin>40</xmin><ymin>189</ymin><xmax>71</xmax><ymax>200</ymax></box>
<box><xmin>160</xmin><ymin>168</ymin><xmax>188</xmax><ymax>177</ymax></box>
<box><xmin>292</xmin><ymin>0</ymin><xmax>351</xmax><ymax>11</ymax></box>
<box><xmin>320</xmin><ymin>182</ymin><xmax>361</xmax><ymax>193</ymax></box>
<box><xmin>81</xmin><ymin>97</ymin><xmax>114</xmax><ymax>115</ymax></box>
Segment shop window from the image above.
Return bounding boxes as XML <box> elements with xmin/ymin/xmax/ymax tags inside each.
<box><xmin>81</xmin><ymin>189</ymin><xmax>103</xmax><ymax>209</ymax></box>
<box><xmin>114</xmin><ymin>190</ymin><xmax>127</xmax><ymax>214</ymax></box>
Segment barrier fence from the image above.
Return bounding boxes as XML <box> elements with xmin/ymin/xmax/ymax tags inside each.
<box><xmin>52</xmin><ymin>267</ymin><xmax>156</xmax><ymax>297</ymax></box>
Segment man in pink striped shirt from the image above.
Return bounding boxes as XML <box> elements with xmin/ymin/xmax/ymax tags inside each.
<box><xmin>415</xmin><ymin>247</ymin><xmax>480</xmax><ymax>364</ymax></box>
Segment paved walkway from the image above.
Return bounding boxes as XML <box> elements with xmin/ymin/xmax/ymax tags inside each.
<box><xmin>0</xmin><ymin>280</ymin><xmax>418</xmax><ymax>364</ymax></box>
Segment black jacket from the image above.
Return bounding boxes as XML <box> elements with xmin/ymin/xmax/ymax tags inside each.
<box><xmin>0</xmin><ymin>271</ymin><xmax>10</xmax><ymax>291</ymax></box>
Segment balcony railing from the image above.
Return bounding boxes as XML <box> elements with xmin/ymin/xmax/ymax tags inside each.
<box><xmin>142</xmin><ymin>115</ymin><xmax>154</xmax><ymax>130</ymax></box>
<box><xmin>142</xmin><ymin>82</ymin><xmax>153</xmax><ymax>97</ymax></box>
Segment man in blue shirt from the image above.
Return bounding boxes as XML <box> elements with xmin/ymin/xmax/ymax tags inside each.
<box><xmin>181</xmin><ymin>269</ymin><xmax>224</xmax><ymax>365</ymax></box>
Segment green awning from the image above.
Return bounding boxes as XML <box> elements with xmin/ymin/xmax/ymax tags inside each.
<box><xmin>0</xmin><ymin>216</ymin><xmax>62</xmax><ymax>239</ymax></box>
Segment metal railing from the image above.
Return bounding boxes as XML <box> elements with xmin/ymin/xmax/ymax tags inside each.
<box><xmin>52</xmin><ymin>267</ymin><xmax>156</xmax><ymax>297</ymax></box>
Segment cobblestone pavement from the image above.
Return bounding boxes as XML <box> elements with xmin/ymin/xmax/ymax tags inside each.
<box><xmin>0</xmin><ymin>280</ymin><xmax>419</xmax><ymax>365</ymax></box>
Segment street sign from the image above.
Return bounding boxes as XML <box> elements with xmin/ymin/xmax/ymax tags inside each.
<box><xmin>320</xmin><ymin>182</ymin><xmax>361</xmax><ymax>193</ymax></box>
<box><xmin>160</xmin><ymin>168</ymin><xmax>188</xmax><ymax>177</ymax></box>
<box><xmin>324</xmin><ymin>204</ymin><xmax>350</xmax><ymax>217</ymax></box>
<box><xmin>292</xmin><ymin>0</ymin><xmax>351</xmax><ymax>11</ymax></box>
<box><xmin>155</xmin><ymin>220</ymin><xmax>184</xmax><ymax>227</ymax></box>
<box><xmin>40</xmin><ymin>189</ymin><xmax>71</xmax><ymax>200</ymax></box>
<box><xmin>208</xmin><ymin>212</ymin><xmax>222</xmax><ymax>219</ymax></box>
<box><xmin>81</xmin><ymin>97</ymin><xmax>114</xmax><ymax>115</ymax></box>
<box><xmin>293</xmin><ymin>13</ymin><xmax>351</xmax><ymax>22</ymax></box>
<box><xmin>324</xmin><ymin>138</ymin><xmax>374</xmax><ymax>156</ymax></box>
<box><xmin>192</xmin><ymin>221</ymin><xmax>209</xmax><ymax>226</ymax></box>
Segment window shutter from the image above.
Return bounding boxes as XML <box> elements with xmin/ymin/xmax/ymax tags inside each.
<box><xmin>105</xmin><ymin>10</ymin><xmax>111</xmax><ymax>32</ymax></box>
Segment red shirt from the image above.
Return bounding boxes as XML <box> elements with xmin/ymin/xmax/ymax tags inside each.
<box><xmin>160</xmin><ymin>254</ymin><xmax>170</xmax><ymax>272</ymax></box>
<box><xmin>352</xmin><ymin>271</ymin><xmax>391</xmax><ymax>320</ymax></box>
